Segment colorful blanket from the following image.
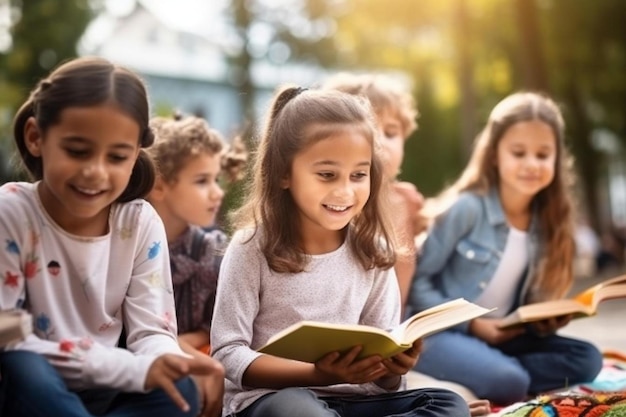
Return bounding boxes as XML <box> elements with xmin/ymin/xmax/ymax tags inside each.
<box><xmin>499</xmin><ymin>392</ymin><xmax>626</xmax><ymax>417</ymax></box>
<box><xmin>497</xmin><ymin>354</ymin><xmax>626</xmax><ymax>416</ymax></box>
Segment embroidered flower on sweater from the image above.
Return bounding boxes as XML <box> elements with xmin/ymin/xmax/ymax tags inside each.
<box><xmin>3</xmin><ymin>271</ymin><xmax>19</xmax><ymax>288</ymax></box>
<box><xmin>36</xmin><ymin>312</ymin><xmax>55</xmax><ymax>339</ymax></box>
<box><xmin>118</xmin><ymin>226</ymin><xmax>133</xmax><ymax>240</ymax></box>
<box><xmin>5</xmin><ymin>239</ymin><xmax>19</xmax><ymax>255</ymax></box>
<box><xmin>148</xmin><ymin>241</ymin><xmax>161</xmax><ymax>260</ymax></box>
<box><xmin>59</xmin><ymin>337</ymin><xmax>94</xmax><ymax>359</ymax></box>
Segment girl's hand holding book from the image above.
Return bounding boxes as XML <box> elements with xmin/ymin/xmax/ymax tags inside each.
<box><xmin>376</xmin><ymin>339</ymin><xmax>423</xmax><ymax>391</ymax></box>
<box><xmin>314</xmin><ymin>345</ymin><xmax>388</xmax><ymax>385</ymax></box>
<box><xmin>469</xmin><ymin>317</ymin><xmax>525</xmax><ymax>345</ymax></box>
<box><xmin>383</xmin><ymin>339</ymin><xmax>422</xmax><ymax>375</ymax></box>
<box><xmin>529</xmin><ymin>314</ymin><xmax>573</xmax><ymax>337</ymax></box>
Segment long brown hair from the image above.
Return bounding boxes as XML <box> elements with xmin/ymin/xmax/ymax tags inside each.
<box><xmin>424</xmin><ymin>92</ymin><xmax>576</xmax><ymax>302</ymax></box>
<box><xmin>232</xmin><ymin>86</ymin><xmax>397</xmax><ymax>273</ymax></box>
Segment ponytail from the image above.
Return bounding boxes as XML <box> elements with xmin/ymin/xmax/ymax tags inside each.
<box><xmin>117</xmin><ymin>127</ymin><xmax>156</xmax><ymax>202</ymax></box>
<box><xmin>266</xmin><ymin>86</ymin><xmax>308</xmax><ymax>137</ymax></box>
<box><xmin>12</xmin><ymin>99</ymin><xmax>42</xmax><ymax>179</ymax></box>
<box><xmin>117</xmin><ymin>150</ymin><xmax>156</xmax><ymax>203</ymax></box>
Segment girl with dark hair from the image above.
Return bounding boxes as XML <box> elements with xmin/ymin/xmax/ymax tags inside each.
<box><xmin>210</xmin><ymin>85</ymin><xmax>470</xmax><ymax>417</ymax></box>
<box><xmin>0</xmin><ymin>56</ymin><xmax>223</xmax><ymax>417</ymax></box>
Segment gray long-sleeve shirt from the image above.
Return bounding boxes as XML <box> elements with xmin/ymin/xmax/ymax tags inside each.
<box><xmin>211</xmin><ymin>229</ymin><xmax>403</xmax><ymax>415</ymax></box>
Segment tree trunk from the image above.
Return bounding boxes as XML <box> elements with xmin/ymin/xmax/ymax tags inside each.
<box><xmin>515</xmin><ymin>0</ymin><xmax>549</xmax><ymax>92</ymax></box>
<box><xmin>455</xmin><ymin>0</ymin><xmax>477</xmax><ymax>159</ymax></box>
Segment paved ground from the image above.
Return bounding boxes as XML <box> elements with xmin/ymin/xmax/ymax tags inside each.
<box><xmin>559</xmin><ymin>268</ymin><xmax>626</xmax><ymax>353</ymax></box>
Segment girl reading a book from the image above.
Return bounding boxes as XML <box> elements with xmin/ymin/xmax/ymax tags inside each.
<box><xmin>210</xmin><ymin>86</ymin><xmax>471</xmax><ymax>417</ymax></box>
<box><xmin>0</xmin><ymin>57</ymin><xmax>224</xmax><ymax>417</ymax></box>
<box><xmin>407</xmin><ymin>91</ymin><xmax>603</xmax><ymax>406</ymax></box>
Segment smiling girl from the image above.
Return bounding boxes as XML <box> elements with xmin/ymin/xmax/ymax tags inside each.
<box><xmin>407</xmin><ymin>92</ymin><xmax>603</xmax><ymax>406</ymax></box>
<box><xmin>210</xmin><ymin>86</ymin><xmax>470</xmax><ymax>417</ymax></box>
<box><xmin>0</xmin><ymin>57</ymin><xmax>222</xmax><ymax>417</ymax></box>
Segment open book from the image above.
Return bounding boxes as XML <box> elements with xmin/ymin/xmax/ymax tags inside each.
<box><xmin>0</xmin><ymin>309</ymin><xmax>32</xmax><ymax>347</ymax></box>
<box><xmin>499</xmin><ymin>274</ymin><xmax>626</xmax><ymax>329</ymax></box>
<box><xmin>258</xmin><ymin>298</ymin><xmax>493</xmax><ymax>363</ymax></box>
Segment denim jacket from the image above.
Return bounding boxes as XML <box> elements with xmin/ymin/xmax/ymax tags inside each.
<box><xmin>408</xmin><ymin>188</ymin><xmax>539</xmax><ymax>332</ymax></box>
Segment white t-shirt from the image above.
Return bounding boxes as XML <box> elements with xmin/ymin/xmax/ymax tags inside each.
<box><xmin>474</xmin><ymin>227</ymin><xmax>528</xmax><ymax>318</ymax></box>
<box><xmin>0</xmin><ymin>182</ymin><xmax>183</xmax><ymax>392</ymax></box>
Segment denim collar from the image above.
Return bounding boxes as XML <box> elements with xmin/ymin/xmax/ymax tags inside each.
<box><xmin>482</xmin><ymin>187</ymin><xmax>539</xmax><ymax>233</ymax></box>
<box><xmin>483</xmin><ymin>188</ymin><xmax>508</xmax><ymax>226</ymax></box>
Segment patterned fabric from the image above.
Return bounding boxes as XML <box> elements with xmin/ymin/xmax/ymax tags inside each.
<box><xmin>169</xmin><ymin>225</ymin><xmax>226</xmax><ymax>335</ymax></box>
<box><xmin>501</xmin><ymin>392</ymin><xmax>626</xmax><ymax>417</ymax></box>
<box><xmin>0</xmin><ymin>182</ymin><xmax>181</xmax><ymax>392</ymax></box>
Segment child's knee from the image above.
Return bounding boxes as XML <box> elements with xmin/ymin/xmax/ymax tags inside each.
<box><xmin>1</xmin><ymin>351</ymin><xmax>57</xmax><ymax>386</ymax></box>
<box><xmin>254</xmin><ymin>388</ymin><xmax>334</xmax><ymax>417</ymax></box>
<box><xmin>476</xmin><ymin>366</ymin><xmax>530</xmax><ymax>405</ymax></box>
<box><xmin>175</xmin><ymin>376</ymin><xmax>201</xmax><ymax>415</ymax></box>
<box><xmin>571</xmin><ymin>344</ymin><xmax>603</xmax><ymax>383</ymax></box>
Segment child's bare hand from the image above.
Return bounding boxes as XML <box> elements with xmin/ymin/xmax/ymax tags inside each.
<box><xmin>145</xmin><ymin>353</ymin><xmax>223</xmax><ymax>413</ymax></box>
<box><xmin>392</xmin><ymin>181</ymin><xmax>424</xmax><ymax>213</ymax></box>
<box><xmin>314</xmin><ymin>345</ymin><xmax>387</xmax><ymax>384</ymax></box>
<box><xmin>469</xmin><ymin>399</ymin><xmax>491</xmax><ymax>416</ymax></box>
<box><xmin>391</xmin><ymin>181</ymin><xmax>427</xmax><ymax>237</ymax></box>
<box><xmin>383</xmin><ymin>339</ymin><xmax>422</xmax><ymax>375</ymax></box>
<box><xmin>469</xmin><ymin>318</ymin><xmax>525</xmax><ymax>345</ymax></box>
<box><xmin>191</xmin><ymin>356</ymin><xmax>225</xmax><ymax>417</ymax></box>
<box><xmin>530</xmin><ymin>314</ymin><xmax>572</xmax><ymax>336</ymax></box>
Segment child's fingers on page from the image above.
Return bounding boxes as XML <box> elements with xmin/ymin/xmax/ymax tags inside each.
<box><xmin>336</xmin><ymin>345</ymin><xmax>364</xmax><ymax>365</ymax></box>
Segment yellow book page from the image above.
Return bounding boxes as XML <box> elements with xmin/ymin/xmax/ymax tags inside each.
<box><xmin>258</xmin><ymin>299</ymin><xmax>493</xmax><ymax>363</ymax></box>
<box><xmin>258</xmin><ymin>322</ymin><xmax>409</xmax><ymax>363</ymax></box>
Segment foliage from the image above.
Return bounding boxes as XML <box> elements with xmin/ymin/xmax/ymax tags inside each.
<box><xmin>0</xmin><ymin>0</ymin><xmax>97</xmax><ymax>182</ymax></box>
<box><xmin>321</xmin><ymin>0</ymin><xmax>626</xmax><ymax>230</ymax></box>
<box><xmin>2</xmin><ymin>0</ymin><xmax>625</xmax><ymax>230</ymax></box>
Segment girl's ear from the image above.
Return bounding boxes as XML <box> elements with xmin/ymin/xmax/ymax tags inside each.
<box><xmin>280</xmin><ymin>175</ymin><xmax>290</xmax><ymax>189</ymax></box>
<box><xmin>23</xmin><ymin>117</ymin><xmax>43</xmax><ymax>157</ymax></box>
<box><xmin>149</xmin><ymin>176</ymin><xmax>168</xmax><ymax>201</ymax></box>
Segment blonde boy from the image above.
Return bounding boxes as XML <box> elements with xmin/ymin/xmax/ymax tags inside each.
<box><xmin>323</xmin><ymin>73</ymin><xmax>424</xmax><ymax>308</ymax></box>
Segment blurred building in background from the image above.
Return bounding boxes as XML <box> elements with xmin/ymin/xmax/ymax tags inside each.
<box><xmin>81</xmin><ymin>2</ymin><xmax>328</xmax><ymax>138</ymax></box>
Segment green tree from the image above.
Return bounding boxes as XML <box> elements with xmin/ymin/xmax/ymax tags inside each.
<box><xmin>326</xmin><ymin>0</ymin><xmax>626</xmax><ymax>231</ymax></box>
<box><xmin>542</xmin><ymin>0</ymin><xmax>626</xmax><ymax>230</ymax></box>
<box><xmin>0</xmin><ymin>0</ymin><xmax>96</xmax><ymax>180</ymax></box>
